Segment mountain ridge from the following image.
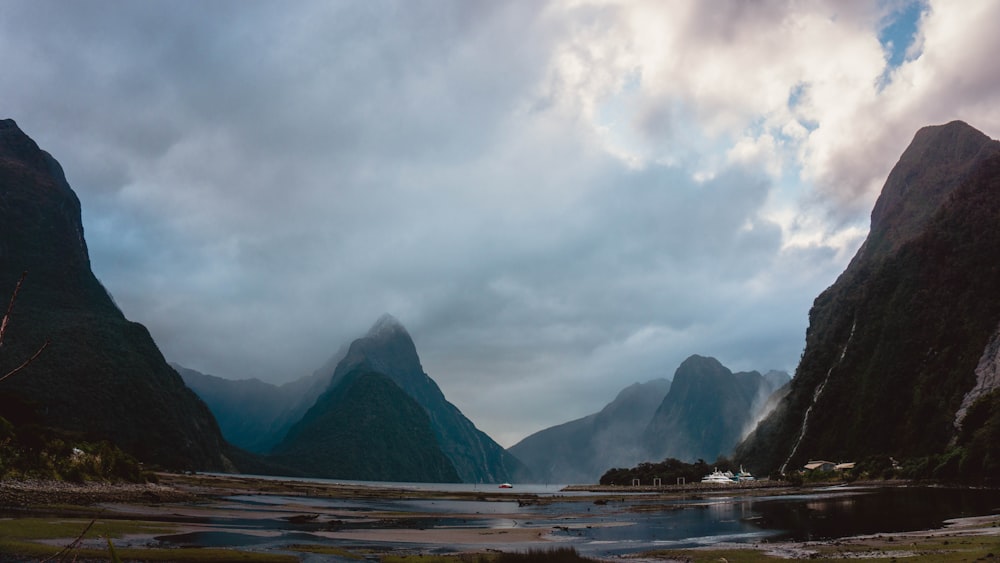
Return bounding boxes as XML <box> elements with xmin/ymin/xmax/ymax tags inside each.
<box><xmin>509</xmin><ymin>378</ymin><xmax>671</xmax><ymax>484</ymax></box>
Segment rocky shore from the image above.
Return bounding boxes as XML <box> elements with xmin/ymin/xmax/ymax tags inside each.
<box><xmin>0</xmin><ymin>478</ymin><xmax>196</xmax><ymax>507</ymax></box>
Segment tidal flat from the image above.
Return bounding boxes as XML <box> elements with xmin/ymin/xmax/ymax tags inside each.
<box><xmin>1</xmin><ymin>473</ymin><xmax>999</xmax><ymax>561</ymax></box>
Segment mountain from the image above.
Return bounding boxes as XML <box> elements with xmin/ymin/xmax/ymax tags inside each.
<box><xmin>271</xmin><ymin>366</ymin><xmax>460</xmax><ymax>482</ymax></box>
<box><xmin>509</xmin><ymin>379</ymin><xmax>670</xmax><ymax>484</ymax></box>
<box><xmin>176</xmin><ymin>363</ymin><xmax>332</xmax><ymax>453</ymax></box>
<box><xmin>0</xmin><ymin>118</ymin><xmax>229</xmax><ymax>470</ymax></box>
<box><xmin>736</xmin><ymin>121</ymin><xmax>1000</xmax><ymax>480</ymax></box>
<box><xmin>273</xmin><ymin>314</ymin><xmax>525</xmax><ymax>483</ymax></box>
<box><xmin>642</xmin><ymin>355</ymin><xmax>783</xmax><ymax>463</ymax></box>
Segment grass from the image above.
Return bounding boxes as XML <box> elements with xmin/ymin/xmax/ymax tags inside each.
<box><xmin>384</xmin><ymin>548</ymin><xmax>603</xmax><ymax>563</ymax></box>
<box><xmin>0</xmin><ymin>538</ymin><xmax>299</xmax><ymax>562</ymax></box>
<box><xmin>0</xmin><ymin>516</ymin><xmax>174</xmax><ymax>539</ymax></box>
<box><xmin>642</xmin><ymin>532</ymin><xmax>1000</xmax><ymax>562</ymax></box>
<box><xmin>637</xmin><ymin>549</ymin><xmax>786</xmax><ymax>562</ymax></box>
<box><xmin>0</xmin><ymin>516</ymin><xmax>297</xmax><ymax>562</ymax></box>
<box><xmin>284</xmin><ymin>543</ymin><xmax>365</xmax><ymax>558</ymax></box>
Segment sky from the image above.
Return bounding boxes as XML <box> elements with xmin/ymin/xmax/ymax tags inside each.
<box><xmin>2</xmin><ymin>0</ymin><xmax>1000</xmax><ymax>447</ymax></box>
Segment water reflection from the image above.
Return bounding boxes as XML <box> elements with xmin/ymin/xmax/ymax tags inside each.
<box><xmin>151</xmin><ymin>486</ymin><xmax>1000</xmax><ymax>556</ymax></box>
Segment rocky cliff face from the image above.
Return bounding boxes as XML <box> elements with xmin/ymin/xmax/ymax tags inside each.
<box><xmin>509</xmin><ymin>378</ymin><xmax>670</xmax><ymax>484</ymax></box>
<box><xmin>736</xmin><ymin>121</ymin><xmax>1000</xmax><ymax>477</ymax></box>
<box><xmin>955</xmin><ymin>323</ymin><xmax>1000</xmax><ymax>430</ymax></box>
<box><xmin>0</xmin><ymin>119</ymin><xmax>229</xmax><ymax>470</ymax></box>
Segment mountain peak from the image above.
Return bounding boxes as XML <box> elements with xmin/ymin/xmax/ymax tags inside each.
<box><xmin>860</xmin><ymin>120</ymin><xmax>999</xmax><ymax>264</ymax></box>
<box><xmin>366</xmin><ymin>313</ymin><xmax>408</xmax><ymax>339</ymax></box>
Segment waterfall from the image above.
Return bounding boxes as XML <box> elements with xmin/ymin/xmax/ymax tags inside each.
<box><xmin>780</xmin><ymin>319</ymin><xmax>856</xmax><ymax>475</ymax></box>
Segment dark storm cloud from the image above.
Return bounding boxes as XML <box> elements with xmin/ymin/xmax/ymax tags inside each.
<box><xmin>4</xmin><ymin>0</ymin><xmax>997</xmax><ymax>445</ymax></box>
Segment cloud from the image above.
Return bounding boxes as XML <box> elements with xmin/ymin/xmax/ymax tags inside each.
<box><xmin>2</xmin><ymin>0</ymin><xmax>999</xmax><ymax>446</ymax></box>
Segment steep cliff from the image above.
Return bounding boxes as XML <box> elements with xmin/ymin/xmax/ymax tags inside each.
<box><xmin>0</xmin><ymin>119</ymin><xmax>229</xmax><ymax>470</ymax></box>
<box><xmin>736</xmin><ymin>121</ymin><xmax>1000</xmax><ymax>478</ymax></box>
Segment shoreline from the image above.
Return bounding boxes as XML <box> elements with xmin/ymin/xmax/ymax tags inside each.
<box><xmin>1</xmin><ymin>473</ymin><xmax>998</xmax><ymax>561</ymax></box>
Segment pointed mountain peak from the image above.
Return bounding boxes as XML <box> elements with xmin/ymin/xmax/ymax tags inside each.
<box><xmin>860</xmin><ymin>121</ymin><xmax>999</xmax><ymax>264</ymax></box>
<box><xmin>366</xmin><ymin>313</ymin><xmax>409</xmax><ymax>339</ymax></box>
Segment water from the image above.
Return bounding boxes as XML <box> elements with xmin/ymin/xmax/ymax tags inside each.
<box><xmin>205</xmin><ymin>472</ymin><xmax>574</xmax><ymax>495</ymax></box>
<box><xmin>153</xmin><ymin>481</ymin><xmax>1000</xmax><ymax>557</ymax></box>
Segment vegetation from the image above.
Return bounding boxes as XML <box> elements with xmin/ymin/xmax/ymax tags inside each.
<box><xmin>737</xmin><ymin>146</ymin><xmax>1000</xmax><ymax>482</ymax></box>
<box><xmin>384</xmin><ymin>548</ymin><xmax>602</xmax><ymax>563</ymax></box>
<box><xmin>0</xmin><ymin>417</ymin><xmax>150</xmax><ymax>482</ymax></box>
<box><xmin>0</xmin><ymin>274</ymin><xmax>150</xmax><ymax>482</ymax></box>
<box><xmin>644</xmin><ymin>531</ymin><xmax>1000</xmax><ymax>562</ymax></box>
<box><xmin>599</xmin><ymin>456</ymin><xmax>735</xmax><ymax>485</ymax></box>
<box><xmin>1</xmin><ymin>123</ymin><xmax>230</xmax><ymax>471</ymax></box>
<box><xmin>845</xmin><ymin>389</ymin><xmax>1000</xmax><ymax>485</ymax></box>
<box><xmin>271</xmin><ymin>366</ymin><xmax>461</xmax><ymax>482</ymax></box>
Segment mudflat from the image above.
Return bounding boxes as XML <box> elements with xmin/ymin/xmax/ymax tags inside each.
<box><xmin>1</xmin><ymin>473</ymin><xmax>998</xmax><ymax>562</ymax></box>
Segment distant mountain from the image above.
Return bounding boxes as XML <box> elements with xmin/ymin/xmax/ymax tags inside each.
<box><xmin>509</xmin><ymin>379</ymin><xmax>670</xmax><ymax>484</ymax></box>
<box><xmin>642</xmin><ymin>355</ymin><xmax>784</xmax><ymax>463</ymax></box>
<box><xmin>272</xmin><ymin>315</ymin><xmax>525</xmax><ymax>483</ymax></box>
<box><xmin>176</xmin><ymin>363</ymin><xmax>332</xmax><ymax>453</ymax></box>
<box><xmin>736</xmin><ymin>121</ymin><xmax>1000</xmax><ymax>482</ymax></box>
<box><xmin>271</xmin><ymin>366</ymin><xmax>460</xmax><ymax>482</ymax></box>
<box><xmin>0</xmin><ymin>119</ymin><xmax>229</xmax><ymax>470</ymax></box>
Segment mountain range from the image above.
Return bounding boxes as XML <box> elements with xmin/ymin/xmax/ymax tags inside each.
<box><xmin>175</xmin><ymin>363</ymin><xmax>333</xmax><ymax>454</ymax></box>
<box><xmin>5</xmin><ymin>115</ymin><xmax>999</xmax><ymax>485</ymax></box>
<box><xmin>509</xmin><ymin>378</ymin><xmax>671</xmax><ymax>483</ymax></box>
<box><xmin>183</xmin><ymin>315</ymin><xmax>525</xmax><ymax>483</ymax></box>
<box><xmin>512</xmin><ymin>356</ymin><xmax>788</xmax><ymax>483</ymax></box>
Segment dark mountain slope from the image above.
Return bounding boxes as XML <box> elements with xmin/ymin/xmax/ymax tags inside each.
<box><xmin>271</xmin><ymin>366</ymin><xmax>459</xmax><ymax>482</ymax></box>
<box><xmin>313</xmin><ymin>314</ymin><xmax>525</xmax><ymax>483</ymax></box>
<box><xmin>176</xmin><ymin>364</ymin><xmax>332</xmax><ymax>453</ymax></box>
<box><xmin>0</xmin><ymin>119</ymin><xmax>229</xmax><ymax>470</ymax></box>
<box><xmin>510</xmin><ymin>378</ymin><xmax>670</xmax><ymax>484</ymax></box>
<box><xmin>736</xmin><ymin>121</ymin><xmax>1000</xmax><ymax>476</ymax></box>
<box><xmin>643</xmin><ymin>355</ymin><xmax>771</xmax><ymax>463</ymax></box>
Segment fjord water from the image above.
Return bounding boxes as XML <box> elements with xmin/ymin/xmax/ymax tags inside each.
<box><xmin>164</xmin><ymin>478</ymin><xmax>1000</xmax><ymax>556</ymax></box>
<box><xmin>521</xmin><ymin>486</ymin><xmax>1000</xmax><ymax>554</ymax></box>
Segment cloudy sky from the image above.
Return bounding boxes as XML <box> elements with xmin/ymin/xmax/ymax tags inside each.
<box><xmin>3</xmin><ymin>0</ymin><xmax>1000</xmax><ymax>446</ymax></box>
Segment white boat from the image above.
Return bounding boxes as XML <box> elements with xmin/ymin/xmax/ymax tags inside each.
<box><xmin>701</xmin><ymin>469</ymin><xmax>735</xmax><ymax>484</ymax></box>
<box><xmin>735</xmin><ymin>466</ymin><xmax>755</xmax><ymax>482</ymax></box>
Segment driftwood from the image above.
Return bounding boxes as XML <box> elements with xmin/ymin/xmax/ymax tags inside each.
<box><xmin>0</xmin><ymin>270</ymin><xmax>49</xmax><ymax>383</ymax></box>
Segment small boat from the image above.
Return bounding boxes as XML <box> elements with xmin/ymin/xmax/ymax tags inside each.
<box><xmin>498</xmin><ymin>483</ymin><xmax>513</xmax><ymax>489</ymax></box>
<box><xmin>735</xmin><ymin>466</ymin><xmax>755</xmax><ymax>482</ymax></box>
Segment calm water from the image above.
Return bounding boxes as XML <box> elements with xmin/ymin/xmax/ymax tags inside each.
<box><xmin>158</xmin><ymin>480</ymin><xmax>1000</xmax><ymax>556</ymax></box>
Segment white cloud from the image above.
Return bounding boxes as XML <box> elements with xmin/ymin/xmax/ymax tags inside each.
<box><xmin>2</xmin><ymin>0</ymin><xmax>999</xmax><ymax>446</ymax></box>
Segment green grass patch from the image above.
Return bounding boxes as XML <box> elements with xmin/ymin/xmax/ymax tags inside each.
<box><xmin>639</xmin><ymin>549</ymin><xmax>783</xmax><ymax>562</ymax></box>
<box><xmin>383</xmin><ymin>555</ymin><xmax>487</xmax><ymax>563</ymax></box>
<box><xmin>385</xmin><ymin>548</ymin><xmax>604</xmax><ymax>563</ymax></box>
<box><xmin>0</xmin><ymin>538</ymin><xmax>298</xmax><ymax>562</ymax></box>
<box><xmin>643</xmin><ymin>533</ymin><xmax>1000</xmax><ymax>563</ymax></box>
<box><xmin>0</xmin><ymin>516</ymin><xmax>174</xmax><ymax>539</ymax></box>
<box><xmin>285</xmin><ymin>543</ymin><xmax>365</xmax><ymax>558</ymax></box>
